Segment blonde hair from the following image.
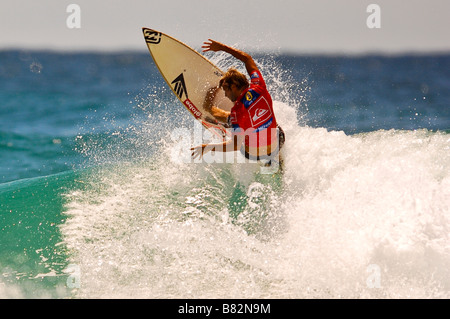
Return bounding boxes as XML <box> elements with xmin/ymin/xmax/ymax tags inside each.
<box><xmin>219</xmin><ymin>67</ymin><xmax>249</xmax><ymax>90</ymax></box>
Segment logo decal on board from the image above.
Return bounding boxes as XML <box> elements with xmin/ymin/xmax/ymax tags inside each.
<box><xmin>171</xmin><ymin>73</ymin><xmax>188</xmax><ymax>100</ymax></box>
<box><xmin>143</xmin><ymin>29</ymin><xmax>162</xmax><ymax>44</ymax></box>
<box><xmin>183</xmin><ymin>99</ymin><xmax>201</xmax><ymax>119</ymax></box>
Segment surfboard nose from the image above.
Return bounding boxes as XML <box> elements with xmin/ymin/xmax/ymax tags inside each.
<box><xmin>142</xmin><ymin>27</ymin><xmax>156</xmax><ymax>32</ymax></box>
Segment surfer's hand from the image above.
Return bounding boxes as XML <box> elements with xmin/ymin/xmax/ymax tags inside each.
<box><xmin>191</xmin><ymin>144</ymin><xmax>209</xmax><ymax>159</ymax></box>
<box><xmin>202</xmin><ymin>39</ymin><xmax>224</xmax><ymax>52</ymax></box>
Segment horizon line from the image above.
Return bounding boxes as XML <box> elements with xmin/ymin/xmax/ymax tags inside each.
<box><xmin>1</xmin><ymin>45</ymin><xmax>449</xmax><ymax>57</ymax></box>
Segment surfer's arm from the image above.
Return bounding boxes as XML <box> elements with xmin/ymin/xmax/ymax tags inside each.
<box><xmin>190</xmin><ymin>134</ymin><xmax>244</xmax><ymax>159</ymax></box>
<box><xmin>203</xmin><ymin>86</ymin><xmax>230</xmax><ymax>123</ymax></box>
<box><xmin>202</xmin><ymin>39</ymin><xmax>258</xmax><ymax>75</ymax></box>
<box><xmin>209</xmin><ymin>107</ymin><xmax>230</xmax><ymax>123</ymax></box>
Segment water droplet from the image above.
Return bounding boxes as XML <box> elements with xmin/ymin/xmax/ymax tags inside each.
<box><xmin>30</xmin><ymin>61</ymin><xmax>43</xmax><ymax>74</ymax></box>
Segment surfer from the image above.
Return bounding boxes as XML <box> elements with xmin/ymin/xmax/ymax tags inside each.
<box><xmin>191</xmin><ymin>39</ymin><xmax>285</xmax><ymax>168</ymax></box>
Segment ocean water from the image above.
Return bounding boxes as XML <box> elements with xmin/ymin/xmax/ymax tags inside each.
<box><xmin>0</xmin><ymin>50</ymin><xmax>449</xmax><ymax>298</ymax></box>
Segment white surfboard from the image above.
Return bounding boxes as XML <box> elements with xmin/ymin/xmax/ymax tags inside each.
<box><xmin>142</xmin><ymin>28</ymin><xmax>233</xmax><ymax>140</ymax></box>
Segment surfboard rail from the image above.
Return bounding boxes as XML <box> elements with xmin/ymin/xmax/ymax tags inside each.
<box><xmin>142</xmin><ymin>27</ymin><xmax>232</xmax><ymax>141</ymax></box>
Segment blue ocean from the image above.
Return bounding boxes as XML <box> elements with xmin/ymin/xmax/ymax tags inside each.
<box><xmin>0</xmin><ymin>49</ymin><xmax>449</xmax><ymax>298</ymax></box>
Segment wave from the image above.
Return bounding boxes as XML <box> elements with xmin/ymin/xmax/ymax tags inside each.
<box><xmin>2</xmin><ymin>51</ymin><xmax>449</xmax><ymax>298</ymax></box>
<box><xmin>0</xmin><ymin>170</ymin><xmax>83</xmax><ymax>298</ymax></box>
<box><xmin>2</xmin><ymin>125</ymin><xmax>449</xmax><ymax>298</ymax></box>
<box><xmin>55</xmin><ymin>101</ymin><xmax>450</xmax><ymax>298</ymax></box>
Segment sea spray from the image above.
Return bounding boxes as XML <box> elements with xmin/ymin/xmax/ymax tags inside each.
<box><xmin>60</xmin><ymin>100</ymin><xmax>450</xmax><ymax>298</ymax></box>
<box><xmin>2</xmin><ymin>51</ymin><xmax>448</xmax><ymax>298</ymax></box>
<box><xmin>60</xmin><ymin>51</ymin><xmax>450</xmax><ymax>298</ymax></box>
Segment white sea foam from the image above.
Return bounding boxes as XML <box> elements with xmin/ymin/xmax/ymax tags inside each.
<box><xmin>61</xmin><ymin>99</ymin><xmax>450</xmax><ymax>298</ymax></box>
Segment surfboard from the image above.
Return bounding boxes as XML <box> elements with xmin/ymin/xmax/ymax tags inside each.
<box><xmin>142</xmin><ymin>28</ymin><xmax>233</xmax><ymax>140</ymax></box>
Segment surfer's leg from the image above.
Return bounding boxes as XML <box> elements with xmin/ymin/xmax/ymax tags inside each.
<box><xmin>259</xmin><ymin>126</ymin><xmax>285</xmax><ymax>173</ymax></box>
<box><xmin>278</xmin><ymin>152</ymin><xmax>284</xmax><ymax>173</ymax></box>
<box><xmin>277</xmin><ymin>126</ymin><xmax>285</xmax><ymax>172</ymax></box>
<box><xmin>277</xmin><ymin>125</ymin><xmax>285</xmax><ymax>148</ymax></box>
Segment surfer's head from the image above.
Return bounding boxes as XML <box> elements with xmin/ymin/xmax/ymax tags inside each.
<box><xmin>219</xmin><ymin>67</ymin><xmax>249</xmax><ymax>102</ymax></box>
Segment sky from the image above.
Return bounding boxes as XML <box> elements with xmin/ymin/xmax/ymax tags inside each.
<box><xmin>1</xmin><ymin>0</ymin><xmax>449</xmax><ymax>54</ymax></box>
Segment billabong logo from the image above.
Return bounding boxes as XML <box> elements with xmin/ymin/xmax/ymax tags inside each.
<box><xmin>143</xmin><ymin>29</ymin><xmax>162</xmax><ymax>44</ymax></box>
<box><xmin>252</xmin><ymin>109</ymin><xmax>268</xmax><ymax>122</ymax></box>
<box><xmin>171</xmin><ymin>73</ymin><xmax>188</xmax><ymax>100</ymax></box>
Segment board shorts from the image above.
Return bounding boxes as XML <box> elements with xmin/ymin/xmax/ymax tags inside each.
<box><xmin>240</xmin><ymin>125</ymin><xmax>285</xmax><ymax>162</ymax></box>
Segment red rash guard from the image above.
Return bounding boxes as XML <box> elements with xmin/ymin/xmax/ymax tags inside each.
<box><xmin>229</xmin><ymin>70</ymin><xmax>278</xmax><ymax>150</ymax></box>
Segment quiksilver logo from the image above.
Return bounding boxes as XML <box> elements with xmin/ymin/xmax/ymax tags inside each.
<box><xmin>252</xmin><ymin>109</ymin><xmax>268</xmax><ymax>122</ymax></box>
<box><xmin>171</xmin><ymin>73</ymin><xmax>188</xmax><ymax>100</ymax></box>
